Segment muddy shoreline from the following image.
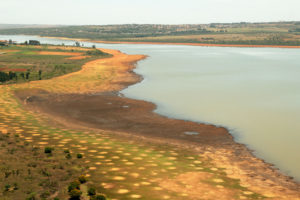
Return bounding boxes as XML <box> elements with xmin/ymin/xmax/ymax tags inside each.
<box><xmin>15</xmin><ymin>48</ymin><xmax>300</xmax><ymax>198</ymax></box>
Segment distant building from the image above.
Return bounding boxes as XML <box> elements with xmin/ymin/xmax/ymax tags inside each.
<box><xmin>28</xmin><ymin>40</ymin><xmax>41</xmax><ymax>45</ymax></box>
<box><xmin>0</xmin><ymin>40</ymin><xmax>8</xmax><ymax>46</ymax></box>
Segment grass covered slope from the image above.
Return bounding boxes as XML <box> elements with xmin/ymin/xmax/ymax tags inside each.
<box><xmin>0</xmin><ymin>45</ymin><xmax>110</xmax><ymax>84</ymax></box>
<box><xmin>1</xmin><ymin>22</ymin><xmax>300</xmax><ymax>46</ymax></box>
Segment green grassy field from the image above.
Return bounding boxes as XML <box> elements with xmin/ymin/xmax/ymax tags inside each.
<box><xmin>0</xmin><ymin>45</ymin><xmax>110</xmax><ymax>84</ymax></box>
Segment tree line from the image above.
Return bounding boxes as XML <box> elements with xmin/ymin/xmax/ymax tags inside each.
<box><xmin>0</xmin><ymin>70</ymin><xmax>42</xmax><ymax>83</ymax></box>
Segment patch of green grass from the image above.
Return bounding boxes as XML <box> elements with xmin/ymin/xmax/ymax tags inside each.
<box><xmin>0</xmin><ymin>45</ymin><xmax>111</xmax><ymax>84</ymax></box>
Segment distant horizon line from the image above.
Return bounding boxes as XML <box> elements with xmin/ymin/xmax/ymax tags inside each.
<box><xmin>0</xmin><ymin>20</ymin><xmax>300</xmax><ymax>26</ymax></box>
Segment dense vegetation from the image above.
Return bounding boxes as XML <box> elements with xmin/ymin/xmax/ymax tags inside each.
<box><xmin>1</xmin><ymin>22</ymin><xmax>300</xmax><ymax>46</ymax></box>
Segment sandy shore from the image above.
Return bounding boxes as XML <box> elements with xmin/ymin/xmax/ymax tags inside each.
<box><xmin>15</xmin><ymin>48</ymin><xmax>300</xmax><ymax>199</ymax></box>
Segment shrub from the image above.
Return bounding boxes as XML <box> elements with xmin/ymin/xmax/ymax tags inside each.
<box><xmin>44</xmin><ymin>147</ymin><xmax>53</xmax><ymax>154</ymax></box>
<box><xmin>77</xmin><ymin>153</ymin><xmax>83</xmax><ymax>159</ymax></box>
<box><xmin>69</xmin><ymin>189</ymin><xmax>82</xmax><ymax>200</ymax></box>
<box><xmin>26</xmin><ymin>192</ymin><xmax>37</xmax><ymax>200</ymax></box>
<box><xmin>40</xmin><ymin>168</ymin><xmax>51</xmax><ymax>177</ymax></box>
<box><xmin>68</xmin><ymin>180</ymin><xmax>81</xmax><ymax>192</ymax></box>
<box><xmin>40</xmin><ymin>191</ymin><xmax>50</xmax><ymax>198</ymax></box>
<box><xmin>88</xmin><ymin>187</ymin><xmax>96</xmax><ymax>196</ymax></box>
<box><xmin>4</xmin><ymin>184</ymin><xmax>10</xmax><ymax>191</ymax></box>
<box><xmin>28</xmin><ymin>162</ymin><xmax>37</xmax><ymax>168</ymax></box>
<box><xmin>86</xmin><ymin>49</ymin><xmax>105</xmax><ymax>56</ymax></box>
<box><xmin>91</xmin><ymin>194</ymin><xmax>107</xmax><ymax>200</ymax></box>
<box><xmin>4</xmin><ymin>171</ymin><xmax>11</xmax><ymax>178</ymax></box>
<box><xmin>66</xmin><ymin>153</ymin><xmax>72</xmax><ymax>159</ymax></box>
<box><xmin>13</xmin><ymin>182</ymin><xmax>18</xmax><ymax>190</ymax></box>
<box><xmin>32</xmin><ymin>147</ymin><xmax>39</xmax><ymax>152</ymax></box>
<box><xmin>78</xmin><ymin>175</ymin><xmax>87</xmax><ymax>183</ymax></box>
<box><xmin>64</xmin><ymin>149</ymin><xmax>70</xmax><ymax>153</ymax></box>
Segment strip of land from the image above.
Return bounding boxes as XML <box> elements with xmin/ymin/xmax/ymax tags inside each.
<box><xmin>13</xmin><ymin>48</ymin><xmax>300</xmax><ymax>199</ymax></box>
<box><xmin>44</xmin><ymin>36</ymin><xmax>300</xmax><ymax>49</ymax></box>
<box><xmin>2</xmin><ymin>22</ymin><xmax>300</xmax><ymax>47</ymax></box>
<box><xmin>89</xmin><ymin>40</ymin><xmax>300</xmax><ymax>48</ymax></box>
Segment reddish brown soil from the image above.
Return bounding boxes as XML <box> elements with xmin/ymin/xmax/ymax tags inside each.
<box><xmin>0</xmin><ymin>68</ymin><xmax>27</xmax><ymax>72</ymax></box>
<box><xmin>16</xmin><ymin>90</ymin><xmax>232</xmax><ymax>147</ymax></box>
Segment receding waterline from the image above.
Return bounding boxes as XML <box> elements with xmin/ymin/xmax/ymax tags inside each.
<box><xmin>121</xmin><ymin>44</ymin><xmax>300</xmax><ymax>182</ymax></box>
<box><xmin>1</xmin><ymin>35</ymin><xmax>300</xmax><ymax>182</ymax></box>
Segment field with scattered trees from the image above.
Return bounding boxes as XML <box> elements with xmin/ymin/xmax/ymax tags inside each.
<box><xmin>1</xmin><ymin>22</ymin><xmax>300</xmax><ymax>46</ymax></box>
<box><xmin>0</xmin><ymin>44</ymin><xmax>110</xmax><ymax>84</ymax></box>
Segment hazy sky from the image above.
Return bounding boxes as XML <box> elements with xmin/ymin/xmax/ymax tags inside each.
<box><xmin>1</xmin><ymin>0</ymin><xmax>300</xmax><ymax>25</ymax></box>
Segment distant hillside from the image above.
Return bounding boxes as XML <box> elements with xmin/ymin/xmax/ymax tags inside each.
<box><xmin>1</xmin><ymin>22</ymin><xmax>300</xmax><ymax>46</ymax></box>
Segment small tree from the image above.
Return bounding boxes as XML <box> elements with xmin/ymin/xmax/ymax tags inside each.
<box><xmin>77</xmin><ymin>153</ymin><xmax>83</xmax><ymax>159</ymax></box>
<box><xmin>66</xmin><ymin>153</ymin><xmax>72</xmax><ymax>159</ymax></box>
<box><xmin>38</xmin><ymin>70</ymin><xmax>42</xmax><ymax>80</ymax></box>
<box><xmin>26</xmin><ymin>192</ymin><xmax>36</xmax><ymax>200</ymax></box>
<box><xmin>20</xmin><ymin>72</ymin><xmax>25</xmax><ymax>79</ymax></box>
<box><xmin>92</xmin><ymin>45</ymin><xmax>96</xmax><ymax>49</ymax></box>
<box><xmin>44</xmin><ymin>147</ymin><xmax>53</xmax><ymax>154</ymax></box>
<box><xmin>4</xmin><ymin>184</ymin><xmax>10</xmax><ymax>192</ymax></box>
<box><xmin>68</xmin><ymin>180</ymin><xmax>80</xmax><ymax>192</ymax></box>
<box><xmin>88</xmin><ymin>187</ymin><xmax>96</xmax><ymax>196</ymax></box>
<box><xmin>8</xmin><ymin>71</ymin><xmax>16</xmax><ymax>80</ymax></box>
<box><xmin>64</xmin><ymin>149</ymin><xmax>70</xmax><ymax>154</ymax></box>
<box><xmin>92</xmin><ymin>194</ymin><xmax>107</xmax><ymax>200</ymax></box>
<box><xmin>13</xmin><ymin>182</ymin><xmax>18</xmax><ymax>190</ymax></box>
<box><xmin>26</xmin><ymin>71</ymin><xmax>30</xmax><ymax>79</ymax></box>
<box><xmin>75</xmin><ymin>42</ymin><xmax>80</xmax><ymax>47</ymax></box>
<box><xmin>69</xmin><ymin>189</ymin><xmax>82</xmax><ymax>200</ymax></box>
<box><xmin>78</xmin><ymin>175</ymin><xmax>87</xmax><ymax>184</ymax></box>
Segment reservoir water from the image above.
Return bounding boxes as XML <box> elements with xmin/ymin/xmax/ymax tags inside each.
<box><xmin>1</xmin><ymin>35</ymin><xmax>300</xmax><ymax>181</ymax></box>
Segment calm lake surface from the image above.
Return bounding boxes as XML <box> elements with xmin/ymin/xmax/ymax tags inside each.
<box><xmin>1</xmin><ymin>35</ymin><xmax>300</xmax><ymax>181</ymax></box>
